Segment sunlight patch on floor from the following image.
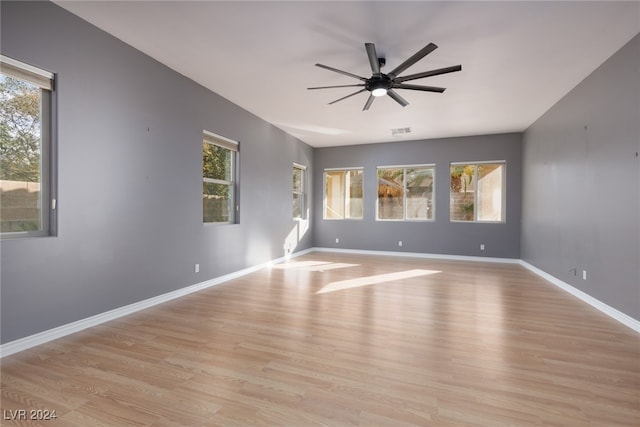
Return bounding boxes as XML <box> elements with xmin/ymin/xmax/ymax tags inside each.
<box><xmin>273</xmin><ymin>260</ymin><xmax>360</xmax><ymax>272</ymax></box>
<box><xmin>316</xmin><ymin>269</ymin><xmax>442</xmax><ymax>294</ymax></box>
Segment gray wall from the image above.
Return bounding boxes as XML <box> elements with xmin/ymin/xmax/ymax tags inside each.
<box><xmin>522</xmin><ymin>34</ymin><xmax>640</xmax><ymax>320</ymax></box>
<box><xmin>0</xmin><ymin>1</ymin><xmax>313</xmax><ymax>343</ymax></box>
<box><xmin>313</xmin><ymin>133</ymin><xmax>523</xmax><ymax>258</ymax></box>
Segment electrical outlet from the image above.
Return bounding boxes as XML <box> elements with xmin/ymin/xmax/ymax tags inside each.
<box><xmin>195</xmin><ymin>264</ymin><xmax>200</xmax><ymax>273</ymax></box>
<box><xmin>582</xmin><ymin>270</ymin><xmax>587</xmax><ymax>280</ymax></box>
<box><xmin>480</xmin><ymin>244</ymin><xmax>485</xmax><ymax>251</ymax></box>
<box><xmin>398</xmin><ymin>241</ymin><xmax>403</xmax><ymax>247</ymax></box>
<box><xmin>336</xmin><ymin>238</ymin><xmax>339</xmax><ymax>243</ymax></box>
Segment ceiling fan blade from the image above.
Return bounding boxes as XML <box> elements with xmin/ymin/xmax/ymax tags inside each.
<box><xmin>328</xmin><ymin>89</ymin><xmax>367</xmax><ymax>105</ymax></box>
<box><xmin>365</xmin><ymin>43</ymin><xmax>381</xmax><ymax>75</ymax></box>
<box><xmin>315</xmin><ymin>63</ymin><xmax>366</xmax><ymax>81</ymax></box>
<box><xmin>395</xmin><ymin>65</ymin><xmax>462</xmax><ymax>83</ymax></box>
<box><xmin>363</xmin><ymin>94</ymin><xmax>375</xmax><ymax>111</ymax></box>
<box><xmin>388</xmin><ymin>43</ymin><xmax>438</xmax><ymax>78</ymax></box>
<box><xmin>308</xmin><ymin>84</ymin><xmax>365</xmax><ymax>90</ymax></box>
<box><xmin>393</xmin><ymin>83</ymin><xmax>446</xmax><ymax>93</ymax></box>
<box><xmin>387</xmin><ymin>89</ymin><xmax>409</xmax><ymax>107</ymax></box>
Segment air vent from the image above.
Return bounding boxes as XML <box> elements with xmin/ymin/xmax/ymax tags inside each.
<box><xmin>391</xmin><ymin>127</ymin><xmax>412</xmax><ymax>137</ymax></box>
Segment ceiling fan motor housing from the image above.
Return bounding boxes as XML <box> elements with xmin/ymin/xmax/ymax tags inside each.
<box><xmin>366</xmin><ymin>74</ymin><xmax>393</xmax><ymax>93</ymax></box>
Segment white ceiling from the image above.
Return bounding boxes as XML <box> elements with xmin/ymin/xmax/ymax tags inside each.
<box><xmin>55</xmin><ymin>1</ymin><xmax>639</xmax><ymax>148</ymax></box>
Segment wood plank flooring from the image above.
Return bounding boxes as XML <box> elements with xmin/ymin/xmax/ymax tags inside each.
<box><xmin>1</xmin><ymin>252</ymin><xmax>639</xmax><ymax>426</ymax></box>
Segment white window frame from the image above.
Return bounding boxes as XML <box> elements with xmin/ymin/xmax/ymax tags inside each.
<box><xmin>376</xmin><ymin>164</ymin><xmax>435</xmax><ymax>222</ymax></box>
<box><xmin>202</xmin><ymin>130</ymin><xmax>239</xmax><ymax>224</ymax></box>
<box><xmin>293</xmin><ymin>163</ymin><xmax>307</xmax><ymax>220</ymax></box>
<box><xmin>323</xmin><ymin>167</ymin><xmax>364</xmax><ymax>220</ymax></box>
<box><xmin>449</xmin><ymin>160</ymin><xmax>506</xmax><ymax>223</ymax></box>
<box><xmin>0</xmin><ymin>55</ymin><xmax>55</xmax><ymax>238</ymax></box>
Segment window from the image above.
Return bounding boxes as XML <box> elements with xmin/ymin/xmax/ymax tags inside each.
<box><xmin>450</xmin><ymin>162</ymin><xmax>505</xmax><ymax>222</ymax></box>
<box><xmin>1</xmin><ymin>56</ymin><xmax>54</xmax><ymax>237</ymax></box>
<box><xmin>377</xmin><ymin>165</ymin><xmax>434</xmax><ymax>221</ymax></box>
<box><xmin>202</xmin><ymin>131</ymin><xmax>238</xmax><ymax>224</ymax></box>
<box><xmin>293</xmin><ymin>163</ymin><xmax>306</xmax><ymax>219</ymax></box>
<box><xmin>324</xmin><ymin>168</ymin><xmax>363</xmax><ymax>219</ymax></box>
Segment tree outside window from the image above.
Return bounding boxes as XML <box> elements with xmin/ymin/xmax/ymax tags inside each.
<box><xmin>203</xmin><ymin>133</ymin><xmax>237</xmax><ymax>224</ymax></box>
<box><xmin>0</xmin><ymin>58</ymin><xmax>53</xmax><ymax>236</ymax></box>
<box><xmin>450</xmin><ymin>162</ymin><xmax>505</xmax><ymax>222</ymax></box>
<box><xmin>293</xmin><ymin>164</ymin><xmax>305</xmax><ymax>219</ymax></box>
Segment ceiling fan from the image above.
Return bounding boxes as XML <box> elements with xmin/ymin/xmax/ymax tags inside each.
<box><xmin>308</xmin><ymin>42</ymin><xmax>461</xmax><ymax>110</ymax></box>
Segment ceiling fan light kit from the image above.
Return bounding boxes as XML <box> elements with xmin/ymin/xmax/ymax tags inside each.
<box><xmin>309</xmin><ymin>42</ymin><xmax>461</xmax><ymax>111</ymax></box>
<box><xmin>369</xmin><ymin>77</ymin><xmax>390</xmax><ymax>97</ymax></box>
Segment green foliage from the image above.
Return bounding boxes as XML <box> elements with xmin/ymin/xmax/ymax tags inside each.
<box><xmin>202</xmin><ymin>142</ymin><xmax>231</xmax><ymax>182</ymax></box>
<box><xmin>450</xmin><ymin>165</ymin><xmax>475</xmax><ymax>193</ymax></box>
<box><xmin>202</xmin><ymin>142</ymin><xmax>233</xmax><ymax>222</ymax></box>
<box><xmin>0</xmin><ymin>76</ymin><xmax>41</xmax><ymax>182</ymax></box>
<box><xmin>293</xmin><ymin>167</ymin><xmax>303</xmax><ymax>192</ymax></box>
<box><xmin>461</xmin><ymin>201</ymin><xmax>475</xmax><ymax>213</ymax></box>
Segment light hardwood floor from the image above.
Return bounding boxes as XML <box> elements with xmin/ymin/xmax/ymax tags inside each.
<box><xmin>1</xmin><ymin>252</ymin><xmax>639</xmax><ymax>426</ymax></box>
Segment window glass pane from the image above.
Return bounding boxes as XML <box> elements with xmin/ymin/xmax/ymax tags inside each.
<box><xmin>0</xmin><ymin>75</ymin><xmax>43</xmax><ymax>232</ymax></box>
<box><xmin>203</xmin><ymin>182</ymin><xmax>231</xmax><ymax>223</ymax></box>
<box><xmin>406</xmin><ymin>167</ymin><xmax>434</xmax><ymax>220</ymax></box>
<box><xmin>346</xmin><ymin>170</ymin><xmax>363</xmax><ymax>219</ymax></box>
<box><xmin>293</xmin><ymin>194</ymin><xmax>303</xmax><ymax>219</ymax></box>
<box><xmin>450</xmin><ymin>164</ymin><xmax>475</xmax><ymax>221</ymax></box>
<box><xmin>324</xmin><ymin>171</ymin><xmax>345</xmax><ymax>219</ymax></box>
<box><xmin>477</xmin><ymin>163</ymin><xmax>503</xmax><ymax>221</ymax></box>
<box><xmin>450</xmin><ymin>162</ymin><xmax>505</xmax><ymax>222</ymax></box>
<box><xmin>293</xmin><ymin>166</ymin><xmax>304</xmax><ymax>219</ymax></box>
<box><xmin>203</xmin><ymin>143</ymin><xmax>231</xmax><ymax>181</ymax></box>
<box><xmin>378</xmin><ymin>168</ymin><xmax>404</xmax><ymax>220</ymax></box>
<box><xmin>293</xmin><ymin>167</ymin><xmax>303</xmax><ymax>193</ymax></box>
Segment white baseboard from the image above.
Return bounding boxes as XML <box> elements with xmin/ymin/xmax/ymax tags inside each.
<box><xmin>311</xmin><ymin>246</ymin><xmax>521</xmax><ymax>264</ymax></box>
<box><xmin>0</xmin><ymin>248</ymin><xmax>314</xmax><ymax>358</ymax></box>
<box><xmin>2</xmin><ymin>247</ymin><xmax>636</xmax><ymax>357</ymax></box>
<box><xmin>518</xmin><ymin>260</ymin><xmax>640</xmax><ymax>333</ymax></box>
